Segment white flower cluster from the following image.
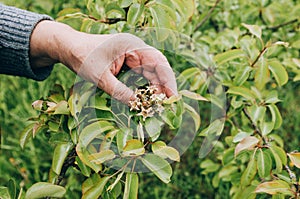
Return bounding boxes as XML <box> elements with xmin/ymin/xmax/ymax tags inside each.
<box><xmin>129</xmin><ymin>86</ymin><xmax>166</xmax><ymax>121</ymax></box>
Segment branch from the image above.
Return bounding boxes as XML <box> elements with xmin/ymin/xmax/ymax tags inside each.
<box><xmin>267</xmin><ymin>19</ymin><xmax>299</xmax><ymax>31</ymax></box>
<box><xmin>250</xmin><ymin>46</ymin><xmax>267</xmax><ymax>67</ymax></box>
<box><xmin>194</xmin><ymin>0</ymin><xmax>222</xmax><ymax>31</ymax></box>
<box><xmin>242</xmin><ymin>107</ymin><xmax>262</xmax><ymax>137</ymax></box>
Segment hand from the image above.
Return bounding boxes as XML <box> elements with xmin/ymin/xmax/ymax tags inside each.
<box><xmin>30</xmin><ymin>21</ymin><xmax>178</xmax><ymax>104</ymax></box>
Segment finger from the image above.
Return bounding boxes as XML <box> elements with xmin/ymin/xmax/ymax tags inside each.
<box><xmin>140</xmin><ymin>48</ymin><xmax>178</xmax><ymax>97</ymax></box>
<box><xmin>155</xmin><ymin>64</ymin><xmax>178</xmax><ymax>97</ymax></box>
<box><xmin>98</xmin><ymin>71</ymin><xmax>134</xmax><ymax>104</ymax></box>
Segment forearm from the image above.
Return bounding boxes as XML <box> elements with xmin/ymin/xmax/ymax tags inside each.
<box><xmin>30</xmin><ymin>20</ymin><xmax>111</xmax><ymax>74</ymax></box>
<box><xmin>0</xmin><ymin>4</ymin><xmax>53</xmax><ymax>80</ymax></box>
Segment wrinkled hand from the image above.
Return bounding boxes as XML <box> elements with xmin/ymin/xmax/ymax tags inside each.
<box><xmin>30</xmin><ymin>21</ymin><xmax>177</xmax><ymax>104</ymax></box>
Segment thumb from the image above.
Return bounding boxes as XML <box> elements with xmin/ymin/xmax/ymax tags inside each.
<box><xmin>98</xmin><ymin>71</ymin><xmax>134</xmax><ymax>104</ymax></box>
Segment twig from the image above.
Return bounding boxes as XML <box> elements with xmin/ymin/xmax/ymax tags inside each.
<box><xmin>88</xmin><ymin>15</ymin><xmax>126</xmax><ymax>24</ymax></box>
<box><xmin>242</xmin><ymin>107</ymin><xmax>263</xmax><ymax>138</ymax></box>
<box><xmin>267</xmin><ymin>19</ymin><xmax>299</xmax><ymax>31</ymax></box>
<box><xmin>285</xmin><ymin>165</ymin><xmax>297</xmax><ymax>182</ymax></box>
<box><xmin>250</xmin><ymin>46</ymin><xmax>267</xmax><ymax>67</ymax></box>
<box><xmin>194</xmin><ymin>0</ymin><xmax>222</xmax><ymax>31</ymax></box>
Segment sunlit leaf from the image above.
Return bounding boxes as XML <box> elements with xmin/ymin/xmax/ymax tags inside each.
<box><xmin>122</xmin><ymin>139</ymin><xmax>145</xmax><ymax>156</ymax></box>
<box><xmin>268</xmin><ymin>60</ymin><xmax>289</xmax><ymax>86</ymax></box>
<box><xmin>268</xmin><ymin>104</ymin><xmax>282</xmax><ymax>129</ymax></box>
<box><xmin>179</xmin><ymin>90</ymin><xmax>208</xmax><ymax>101</ymax></box>
<box><xmin>127</xmin><ymin>3</ymin><xmax>144</xmax><ymax>25</ymax></box>
<box><xmin>254</xmin><ymin>59</ymin><xmax>270</xmax><ymax>90</ymax></box>
<box><xmin>242</xmin><ymin>23</ymin><xmax>262</xmax><ymax>39</ymax></box>
<box><xmin>25</xmin><ymin>182</ymin><xmax>66</xmax><ymax>199</ymax></box>
<box><xmin>152</xmin><ymin>144</ymin><xmax>180</xmax><ymax>162</ymax></box>
<box><xmin>123</xmin><ymin>173</ymin><xmax>138</xmax><ymax>199</ymax></box>
<box><xmin>82</xmin><ymin>176</ymin><xmax>110</xmax><ymax>199</ymax></box>
<box><xmin>184</xmin><ymin>103</ymin><xmax>201</xmax><ymax>131</ymax></box>
<box><xmin>227</xmin><ymin>87</ymin><xmax>256</xmax><ymax>101</ymax></box>
<box><xmin>52</xmin><ymin>142</ymin><xmax>73</xmax><ymax>175</ymax></box>
<box><xmin>255</xmin><ymin>180</ymin><xmax>293</xmax><ymax>195</ymax></box>
<box><xmin>145</xmin><ymin>117</ymin><xmax>163</xmax><ymax>141</ymax></box>
<box><xmin>214</xmin><ymin>49</ymin><xmax>247</xmax><ymax>66</ymax></box>
<box><xmin>256</xmin><ymin>149</ymin><xmax>272</xmax><ymax>178</ymax></box>
<box><xmin>140</xmin><ymin>154</ymin><xmax>172</xmax><ymax>183</ymax></box>
<box><xmin>88</xmin><ymin>150</ymin><xmax>116</xmax><ymax>164</ymax></box>
<box><xmin>235</xmin><ymin>136</ymin><xmax>259</xmax><ymax>157</ymax></box>
<box><xmin>287</xmin><ymin>152</ymin><xmax>300</xmax><ymax>168</ymax></box>
<box><xmin>20</xmin><ymin>123</ymin><xmax>35</xmax><ymax>149</ymax></box>
<box><xmin>149</xmin><ymin>5</ymin><xmax>171</xmax><ymax>41</ymax></box>
<box><xmin>241</xmin><ymin>156</ymin><xmax>257</xmax><ymax>187</ymax></box>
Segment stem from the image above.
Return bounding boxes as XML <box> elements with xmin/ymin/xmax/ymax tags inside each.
<box><xmin>285</xmin><ymin>165</ymin><xmax>297</xmax><ymax>182</ymax></box>
<box><xmin>250</xmin><ymin>46</ymin><xmax>267</xmax><ymax>67</ymax></box>
<box><xmin>194</xmin><ymin>0</ymin><xmax>222</xmax><ymax>31</ymax></box>
<box><xmin>242</xmin><ymin>107</ymin><xmax>264</xmax><ymax>140</ymax></box>
<box><xmin>267</xmin><ymin>19</ymin><xmax>299</xmax><ymax>31</ymax></box>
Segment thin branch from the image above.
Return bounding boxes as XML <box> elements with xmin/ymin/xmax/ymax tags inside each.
<box><xmin>267</xmin><ymin>19</ymin><xmax>299</xmax><ymax>31</ymax></box>
<box><xmin>242</xmin><ymin>107</ymin><xmax>263</xmax><ymax>137</ymax></box>
<box><xmin>195</xmin><ymin>0</ymin><xmax>222</xmax><ymax>31</ymax></box>
<box><xmin>250</xmin><ymin>46</ymin><xmax>267</xmax><ymax>67</ymax></box>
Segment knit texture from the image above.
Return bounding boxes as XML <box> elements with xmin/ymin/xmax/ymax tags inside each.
<box><xmin>0</xmin><ymin>4</ymin><xmax>54</xmax><ymax>80</ymax></box>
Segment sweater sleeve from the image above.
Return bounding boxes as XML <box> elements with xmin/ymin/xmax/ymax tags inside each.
<box><xmin>0</xmin><ymin>4</ymin><xmax>54</xmax><ymax>81</ymax></box>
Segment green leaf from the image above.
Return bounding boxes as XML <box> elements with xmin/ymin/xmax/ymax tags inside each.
<box><xmin>246</xmin><ymin>104</ymin><xmax>266</xmax><ymax>124</ymax></box>
<box><xmin>122</xmin><ymin>139</ymin><xmax>145</xmax><ymax>156</ymax></box>
<box><xmin>287</xmin><ymin>152</ymin><xmax>300</xmax><ymax>168</ymax></box>
<box><xmin>254</xmin><ymin>59</ymin><xmax>270</xmax><ymax>90</ymax></box>
<box><xmin>0</xmin><ymin>187</ymin><xmax>10</xmax><ymax>199</ymax></box>
<box><xmin>79</xmin><ymin>121</ymin><xmax>114</xmax><ymax>147</ymax></box>
<box><xmin>145</xmin><ymin>117</ymin><xmax>163</xmax><ymax>141</ymax></box>
<box><xmin>227</xmin><ymin>87</ymin><xmax>256</xmax><ymax>101</ymax></box>
<box><xmin>268</xmin><ymin>60</ymin><xmax>289</xmax><ymax>86</ymax></box>
<box><xmin>107</xmin><ymin>171</ymin><xmax>125</xmax><ymax>192</ymax></box>
<box><xmin>270</xmin><ymin>145</ymin><xmax>287</xmax><ymax>165</ymax></box>
<box><xmin>25</xmin><ymin>182</ymin><xmax>66</xmax><ymax>199</ymax></box>
<box><xmin>123</xmin><ymin>173</ymin><xmax>138</xmax><ymax>199</ymax></box>
<box><xmin>82</xmin><ymin>176</ymin><xmax>110</xmax><ymax>199</ymax></box>
<box><xmin>140</xmin><ymin>154</ymin><xmax>172</xmax><ymax>183</ymax></box>
<box><xmin>52</xmin><ymin>142</ymin><xmax>73</xmax><ymax>175</ymax></box>
<box><xmin>241</xmin><ymin>156</ymin><xmax>257</xmax><ymax>187</ymax></box>
<box><xmin>117</xmin><ymin>128</ymin><xmax>133</xmax><ymax>153</ymax></box>
<box><xmin>88</xmin><ymin>150</ymin><xmax>116</xmax><ymax>164</ymax></box>
<box><xmin>137</xmin><ymin>122</ymin><xmax>145</xmax><ymax>143</ymax></box>
<box><xmin>53</xmin><ymin>101</ymin><xmax>69</xmax><ymax>115</ymax></box>
<box><xmin>20</xmin><ymin>123</ymin><xmax>35</xmax><ymax>149</ymax></box>
<box><xmin>183</xmin><ymin>103</ymin><xmax>201</xmax><ymax>131</ymax></box>
<box><xmin>268</xmin><ymin>104</ymin><xmax>282</xmax><ymax>129</ymax></box>
<box><xmin>127</xmin><ymin>3</ymin><xmax>144</xmax><ymax>25</ymax></box>
<box><xmin>119</xmin><ymin>0</ymin><xmax>133</xmax><ymax>7</ymax></box>
<box><xmin>149</xmin><ymin>5</ymin><xmax>171</xmax><ymax>41</ymax></box>
<box><xmin>255</xmin><ymin>180</ymin><xmax>293</xmax><ymax>195</ymax></box>
<box><xmin>7</xmin><ymin>179</ymin><xmax>16</xmax><ymax>199</ymax></box>
<box><xmin>242</xmin><ymin>23</ymin><xmax>262</xmax><ymax>39</ymax></box>
<box><xmin>152</xmin><ymin>145</ymin><xmax>180</xmax><ymax>162</ymax></box>
<box><xmin>235</xmin><ymin>136</ymin><xmax>259</xmax><ymax>156</ymax></box>
<box><xmin>269</xmin><ymin>146</ymin><xmax>283</xmax><ymax>173</ymax></box>
<box><xmin>214</xmin><ymin>49</ymin><xmax>247</xmax><ymax>66</ymax></box>
<box><xmin>76</xmin><ymin>145</ymin><xmax>102</xmax><ymax>173</ymax></box>
<box><xmin>75</xmin><ymin>156</ymin><xmax>91</xmax><ymax>177</ymax></box>
<box><xmin>200</xmin><ymin>159</ymin><xmax>220</xmax><ymax>174</ymax></box>
<box><xmin>256</xmin><ymin>149</ymin><xmax>272</xmax><ymax>178</ymax></box>
<box><xmin>234</xmin><ymin>66</ymin><xmax>252</xmax><ymax>86</ymax></box>
<box><xmin>179</xmin><ymin>90</ymin><xmax>208</xmax><ymax>101</ymax></box>
<box><xmin>105</xmin><ymin>2</ymin><xmax>126</xmax><ymax>17</ymax></box>
<box><xmin>222</xmin><ymin>148</ymin><xmax>235</xmax><ymax>165</ymax></box>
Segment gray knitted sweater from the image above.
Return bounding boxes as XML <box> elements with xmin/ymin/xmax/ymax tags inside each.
<box><xmin>0</xmin><ymin>4</ymin><xmax>53</xmax><ymax>80</ymax></box>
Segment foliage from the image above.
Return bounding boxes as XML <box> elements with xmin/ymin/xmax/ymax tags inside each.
<box><xmin>1</xmin><ymin>0</ymin><xmax>300</xmax><ymax>198</ymax></box>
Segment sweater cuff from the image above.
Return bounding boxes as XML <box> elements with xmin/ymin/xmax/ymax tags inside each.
<box><xmin>0</xmin><ymin>4</ymin><xmax>54</xmax><ymax>81</ymax></box>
